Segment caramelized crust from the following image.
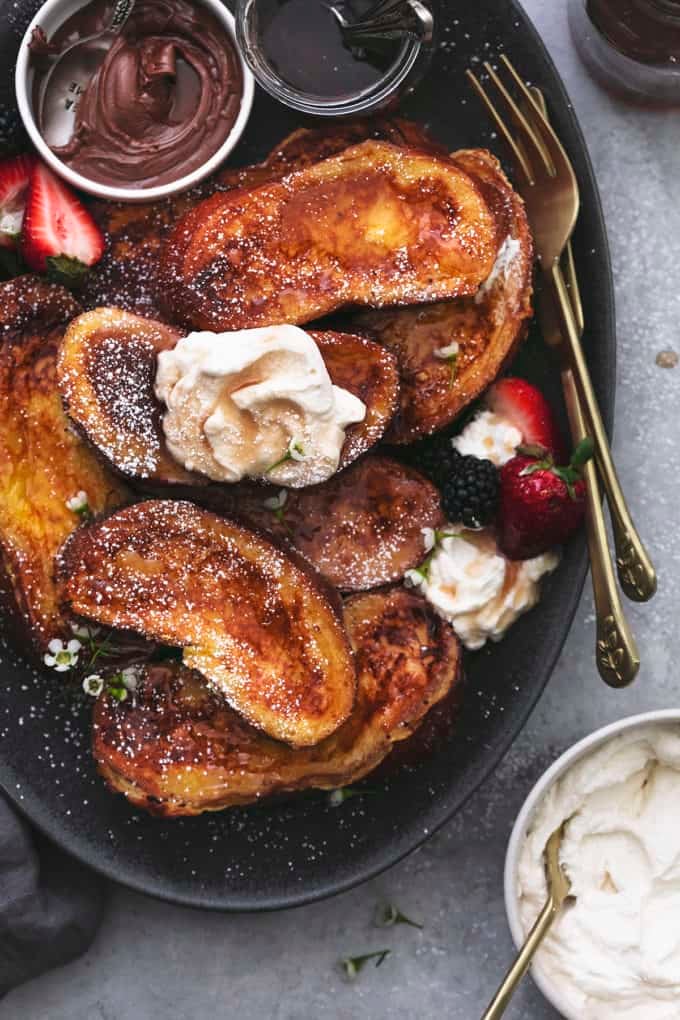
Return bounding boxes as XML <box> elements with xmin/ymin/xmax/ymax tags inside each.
<box><xmin>58</xmin><ymin>307</ymin><xmax>196</xmax><ymax>486</ymax></box>
<box><xmin>355</xmin><ymin>150</ymin><xmax>534</xmax><ymax>442</ymax></box>
<box><xmin>0</xmin><ymin>277</ymin><xmax>130</xmax><ymax>657</ymax></box>
<box><xmin>161</xmin><ymin>140</ymin><xmax>497</xmax><ymax>331</ymax></box>
<box><xmin>57</xmin><ymin>308</ymin><xmax>399</xmax><ymax>485</ymax></box>
<box><xmin>83</xmin><ymin>119</ymin><xmax>440</xmax><ymax>319</ymax></box>
<box><xmin>307</xmin><ymin>331</ymin><xmax>399</xmax><ymax>468</ymax></box>
<box><xmin>219</xmin><ymin>456</ymin><xmax>444</xmax><ymax>591</ymax></box>
<box><xmin>92</xmin><ymin>587</ymin><xmax>461</xmax><ymax>815</ymax></box>
<box><xmin>58</xmin><ymin>500</ymin><xmax>356</xmax><ymax>747</ymax></box>
<box><xmin>258</xmin><ymin>117</ymin><xmax>444</xmax><ymax>172</ymax></box>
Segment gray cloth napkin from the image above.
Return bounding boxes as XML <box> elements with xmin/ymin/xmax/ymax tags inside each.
<box><xmin>0</xmin><ymin>0</ymin><xmax>105</xmax><ymax>996</ymax></box>
<box><xmin>0</xmin><ymin>794</ymin><xmax>104</xmax><ymax>997</ymax></box>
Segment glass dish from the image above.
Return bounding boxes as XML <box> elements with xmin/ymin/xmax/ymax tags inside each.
<box><xmin>569</xmin><ymin>0</ymin><xmax>680</xmax><ymax>104</ymax></box>
<box><xmin>235</xmin><ymin>0</ymin><xmax>437</xmax><ymax>116</ymax></box>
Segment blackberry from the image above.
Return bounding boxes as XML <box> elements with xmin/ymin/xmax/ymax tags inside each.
<box><xmin>441</xmin><ymin>455</ymin><xmax>499</xmax><ymax>528</ymax></box>
<box><xmin>0</xmin><ymin>107</ymin><xmax>29</xmax><ymax>156</ymax></box>
<box><xmin>404</xmin><ymin>437</ymin><xmax>462</xmax><ymax>490</ymax></box>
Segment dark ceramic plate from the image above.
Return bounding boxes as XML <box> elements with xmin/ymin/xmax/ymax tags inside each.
<box><xmin>0</xmin><ymin>0</ymin><xmax>614</xmax><ymax>910</ymax></box>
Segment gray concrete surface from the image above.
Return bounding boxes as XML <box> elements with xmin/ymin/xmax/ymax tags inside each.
<box><xmin>3</xmin><ymin>1</ymin><xmax>679</xmax><ymax>1017</ymax></box>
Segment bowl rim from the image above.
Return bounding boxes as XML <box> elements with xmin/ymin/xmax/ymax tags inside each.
<box><xmin>503</xmin><ymin>708</ymin><xmax>680</xmax><ymax>1019</ymax></box>
<box><xmin>14</xmin><ymin>0</ymin><xmax>255</xmax><ymax>203</ymax></box>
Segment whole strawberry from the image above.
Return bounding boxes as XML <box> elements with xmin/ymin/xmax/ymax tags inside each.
<box><xmin>498</xmin><ymin>438</ymin><xmax>594</xmax><ymax>560</ymax></box>
<box><xmin>487</xmin><ymin>377</ymin><xmax>567</xmax><ymax>462</ymax></box>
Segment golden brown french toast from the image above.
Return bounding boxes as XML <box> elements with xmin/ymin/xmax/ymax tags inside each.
<box><xmin>83</xmin><ymin>119</ymin><xmax>440</xmax><ymax>319</ymax></box>
<box><xmin>258</xmin><ymin>117</ymin><xmax>444</xmax><ymax>174</ymax></box>
<box><xmin>213</xmin><ymin>456</ymin><xmax>444</xmax><ymax>591</ymax></box>
<box><xmin>161</xmin><ymin>140</ymin><xmax>498</xmax><ymax>332</ymax></box>
<box><xmin>58</xmin><ymin>500</ymin><xmax>356</xmax><ymax>747</ymax></box>
<box><xmin>0</xmin><ymin>277</ymin><xmax>130</xmax><ymax>658</ymax></box>
<box><xmin>355</xmin><ymin>150</ymin><xmax>534</xmax><ymax>442</ymax></box>
<box><xmin>58</xmin><ymin>308</ymin><xmax>199</xmax><ymax>486</ymax></box>
<box><xmin>58</xmin><ymin>308</ymin><xmax>399</xmax><ymax>485</ymax></box>
<box><xmin>308</xmin><ymin>331</ymin><xmax>399</xmax><ymax>467</ymax></box>
<box><xmin>92</xmin><ymin>587</ymin><xmax>461</xmax><ymax>816</ymax></box>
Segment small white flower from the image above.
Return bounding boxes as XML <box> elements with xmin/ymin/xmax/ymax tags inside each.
<box><xmin>404</xmin><ymin>569</ymin><xmax>424</xmax><ymax>589</ymax></box>
<box><xmin>66</xmin><ymin>490</ymin><xmax>89</xmax><ymax>514</ymax></box>
<box><xmin>288</xmin><ymin>438</ymin><xmax>305</xmax><ymax>462</ymax></box>
<box><xmin>422</xmin><ymin>526</ymin><xmax>437</xmax><ymax>553</ymax></box>
<box><xmin>263</xmin><ymin>490</ymin><xmax>288</xmax><ymax>511</ymax></box>
<box><xmin>82</xmin><ymin>674</ymin><xmax>104</xmax><ymax>697</ymax></box>
<box><xmin>43</xmin><ymin>637</ymin><xmax>82</xmax><ymax>672</ymax></box>
<box><xmin>121</xmin><ymin>666</ymin><xmax>141</xmax><ymax>692</ymax></box>
<box><xmin>70</xmin><ymin>621</ymin><xmax>100</xmax><ymax>640</ymax></box>
<box><xmin>433</xmin><ymin>340</ymin><xmax>460</xmax><ymax>360</ymax></box>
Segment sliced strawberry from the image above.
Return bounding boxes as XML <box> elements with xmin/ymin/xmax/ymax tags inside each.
<box><xmin>21</xmin><ymin>162</ymin><xmax>104</xmax><ymax>280</ymax></box>
<box><xmin>0</xmin><ymin>154</ymin><xmax>36</xmax><ymax>249</ymax></box>
<box><xmin>498</xmin><ymin>438</ymin><xmax>594</xmax><ymax>559</ymax></box>
<box><xmin>487</xmin><ymin>377</ymin><xmax>566</xmax><ymax>461</ymax></box>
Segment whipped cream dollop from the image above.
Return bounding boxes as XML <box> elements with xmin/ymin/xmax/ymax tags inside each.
<box><xmin>518</xmin><ymin>725</ymin><xmax>680</xmax><ymax>1020</ymax></box>
<box><xmin>155</xmin><ymin>326</ymin><xmax>366</xmax><ymax>487</ymax></box>
<box><xmin>475</xmin><ymin>235</ymin><xmax>522</xmax><ymax>304</ymax></box>
<box><xmin>452</xmin><ymin>409</ymin><xmax>522</xmax><ymax>467</ymax></box>
<box><xmin>407</xmin><ymin>528</ymin><xmax>558</xmax><ymax>650</ymax></box>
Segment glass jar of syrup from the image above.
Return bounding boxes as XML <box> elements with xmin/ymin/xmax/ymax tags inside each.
<box><xmin>235</xmin><ymin>0</ymin><xmax>436</xmax><ymax>116</ymax></box>
<box><xmin>569</xmin><ymin>0</ymin><xmax>680</xmax><ymax>104</ymax></box>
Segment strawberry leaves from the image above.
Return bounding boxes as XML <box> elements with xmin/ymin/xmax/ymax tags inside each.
<box><xmin>519</xmin><ymin>437</ymin><xmax>594</xmax><ymax>500</ymax></box>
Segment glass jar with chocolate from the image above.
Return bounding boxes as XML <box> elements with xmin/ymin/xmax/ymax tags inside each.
<box><xmin>569</xmin><ymin>0</ymin><xmax>680</xmax><ymax>104</ymax></box>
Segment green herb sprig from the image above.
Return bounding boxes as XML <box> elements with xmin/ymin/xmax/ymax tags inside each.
<box><xmin>341</xmin><ymin>949</ymin><xmax>390</xmax><ymax>981</ymax></box>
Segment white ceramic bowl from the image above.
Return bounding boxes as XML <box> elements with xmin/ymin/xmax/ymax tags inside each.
<box><xmin>14</xmin><ymin>0</ymin><xmax>254</xmax><ymax>202</ymax></box>
<box><xmin>504</xmin><ymin>708</ymin><xmax>680</xmax><ymax>1020</ymax></box>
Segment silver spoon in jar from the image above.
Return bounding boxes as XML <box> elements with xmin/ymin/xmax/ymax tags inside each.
<box><xmin>38</xmin><ymin>0</ymin><xmax>136</xmax><ymax>148</ymax></box>
<box><xmin>481</xmin><ymin>820</ymin><xmax>575</xmax><ymax>1019</ymax></box>
<box><xmin>329</xmin><ymin>0</ymin><xmax>433</xmax><ymax>46</ymax></box>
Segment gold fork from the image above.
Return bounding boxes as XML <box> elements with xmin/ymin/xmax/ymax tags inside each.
<box><xmin>526</xmin><ymin>88</ymin><xmax>640</xmax><ymax>689</ymax></box>
<box><xmin>467</xmin><ymin>55</ymin><xmax>656</xmax><ymax>606</ymax></box>
<box><xmin>467</xmin><ymin>57</ymin><xmax>646</xmax><ymax>687</ymax></box>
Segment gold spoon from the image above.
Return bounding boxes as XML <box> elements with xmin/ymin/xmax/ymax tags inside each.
<box><xmin>481</xmin><ymin>821</ymin><xmax>574</xmax><ymax>1019</ymax></box>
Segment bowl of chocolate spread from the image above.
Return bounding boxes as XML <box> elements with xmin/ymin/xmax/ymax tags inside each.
<box><xmin>15</xmin><ymin>0</ymin><xmax>254</xmax><ymax>201</ymax></box>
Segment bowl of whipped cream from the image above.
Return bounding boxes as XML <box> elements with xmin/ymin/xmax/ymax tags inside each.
<box><xmin>505</xmin><ymin>710</ymin><xmax>680</xmax><ymax>1020</ymax></box>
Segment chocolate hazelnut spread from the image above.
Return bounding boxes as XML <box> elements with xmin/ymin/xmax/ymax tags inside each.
<box><xmin>31</xmin><ymin>0</ymin><xmax>243</xmax><ymax>189</ymax></box>
<box><xmin>587</xmin><ymin>0</ymin><xmax>680</xmax><ymax>64</ymax></box>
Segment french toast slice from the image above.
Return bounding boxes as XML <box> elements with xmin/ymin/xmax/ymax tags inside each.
<box><xmin>257</xmin><ymin>116</ymin><xmax>444</xmax><ymax>174</ymax></box>
<box><xmin>355</xmin><ymin>150</ymin><xmax>534</xmax><ymax>443</ymax></box>
<box><xmin>58</xmin><ymin>308</ymin><xmax>399</xmax><ymax>486</ymax></box>
<box><xmin>58</xmin><ymin>308</ymin><xmax>199</xmax><ymax>486</ymax></box>
<box><xmin>214</xmin><ymin>456</ymin><xmax>444</xmax><ymax>591</ymax></box>
<box><xmin>92</xmin><ymin>587</ymin><xmax>461</xmax><ymax>816</ymax></box>
<box><xmin>0</xmin><ymin>277</ymin><xmax>130</xmax><ymax>658</ymax></box>
<box><xmin>161</xmin><ymin>140</ymin><xmax>498</xmax><ymax>331</ymax></box>
<box><xmin>58</xmin><ymin>500</ymin><xmax>356</xmax><ymax>747</ymax></box>
<box><xmin>83</xmin><ymin>119</ymin><xmax>440</xmax><ymax>319</ymax></box>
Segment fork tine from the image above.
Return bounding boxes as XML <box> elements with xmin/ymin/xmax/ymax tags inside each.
<box><xmin>482</xmin><ymin>61</ymin><xmax>555</xmax><ymax>178</ymax></box>
<box><xmin>503</xmin><ymin>55</ymin><xmax>582</xmax><ymax>185</ymax></box>
<box><xmin>465</xmin><ymin>69</ymin><xmax>534</xmax><ymax>184</ymax></box>
<box><xmin>563</xmin><ymin>242</ymin><xmax>584</xmax><ymax>335</ymax></box>
<box><xmin>528</xmin><ymin>85</ymin><xmax>584</xmax><ymax>333</ymax></box>
<box><xmin>501</xmin><ymin>54</ymin><xmax>553</xmax><ymax>123</ymax></box>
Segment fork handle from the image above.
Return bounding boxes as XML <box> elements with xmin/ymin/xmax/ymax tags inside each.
<box><xmin>549</xmin><ymin>262</ymin><xmax>657</xmax><ymax>603</ymax></box>
<box><xmin>562</xmin><ymin>365</ymin><xmax>640</xmax><ymax>687</ymax></box>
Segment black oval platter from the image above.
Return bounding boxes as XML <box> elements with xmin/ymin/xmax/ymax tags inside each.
<box><xmin>0</xmin><ymin>0</ymin><xmax>614</xmax><ymax>910</ymax></box>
